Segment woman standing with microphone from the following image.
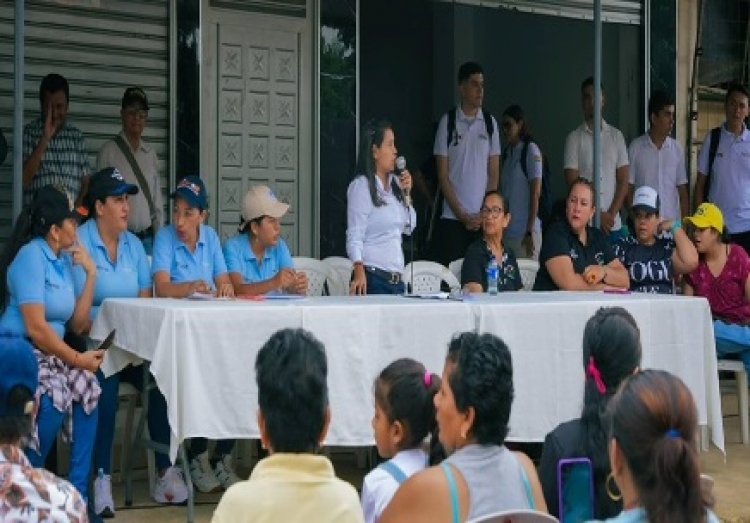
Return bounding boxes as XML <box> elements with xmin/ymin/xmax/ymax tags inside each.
<box><xmin>347</xmin><ymin>119</ymin><xmax>416</xmax><ymax>295</ymax></box>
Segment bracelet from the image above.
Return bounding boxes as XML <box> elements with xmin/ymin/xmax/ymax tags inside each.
<box><xmin>670</xmin><ymin>220</ymin><xmax>682</xmax><ymax>234</ymax></box>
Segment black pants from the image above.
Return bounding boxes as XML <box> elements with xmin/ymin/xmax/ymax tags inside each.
<box><xmin>429</xmin><ymin>218</ymin><xmax>480</xmax><ymax>267</ymax></box>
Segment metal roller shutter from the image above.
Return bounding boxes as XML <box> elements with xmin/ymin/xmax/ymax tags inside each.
<box><xmin>434</xmin><ymin>0</ymin><xmax>642</xmax><ymax>25</ymax></box>
<box><xmin>0</xmin><ymin>0</ymin><xmax>169</xmax><ymax>245</ymax></box>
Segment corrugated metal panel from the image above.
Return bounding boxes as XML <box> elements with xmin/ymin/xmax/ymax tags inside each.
<box><xmin>210</xmin><ymin>0</ymin><xmax>306</xmax><ymax>18</ymax></box>
<box><xmin>0</xmin><ymin>0</ymin><xmax>169</xmax><ymax>246</ymax></box>
<box><xmin>435</xmin><ymin>0</ymin><xmax>642</xmax><ymax>25</ymax></box>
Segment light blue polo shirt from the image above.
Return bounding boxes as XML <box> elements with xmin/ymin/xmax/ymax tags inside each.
<box><xmin>152</xmin><ymin>223</ymin><xmax>228</xmax><ymax>286</ymax></box>
<box><xmin>73</xmin><ymin>218</ymin><xmax>152</xmax><ymax>320</ymax></box>
<box><xmin>0</xmin><ymin>238</ymin><xmax>76</xmax><ymax>338</ymax></box>
<box><xmin>223</xmin><ymin>233</ymin><xmax>294</xmax><ymax>285</ymax></box>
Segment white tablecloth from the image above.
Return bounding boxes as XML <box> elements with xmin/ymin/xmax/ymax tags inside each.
<box><xmin>91</xmin><ymin>292</ymin><xmax>724</xmax><ymax>460</ymax></box>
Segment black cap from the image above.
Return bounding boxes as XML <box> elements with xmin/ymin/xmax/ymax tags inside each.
<box><xmin>32</xmin><ymin>185</ymin><xmax>82</xmax><ymax>226</ymax></box>
<box><xmin>121</xmin><ymin>87</ymin><xmax>149</xmax><ymax>111</ymax></box>
<box><xmin>87</xmin><ymin>167</ymin><xmax>139</xmax><ymax>205</ymax></box>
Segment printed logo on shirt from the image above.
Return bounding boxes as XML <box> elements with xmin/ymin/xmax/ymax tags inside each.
<box><xmin>570</xmin><ymin>249</ymin><xmax>579</xmax><ymax>260</ymax></box>
<box><xmin>595</xmin><ymin>252</ymin><xmax>605</xmax><ymax>265</ymax></box>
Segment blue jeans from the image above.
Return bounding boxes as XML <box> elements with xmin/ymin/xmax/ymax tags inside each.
<box><xmin>94</xmin><ymin>366</ymin><xmax>173</xmax><ymax>473</ymax></box>
<box><xmin>713</xmin><ymin>320</ymin><xmax>750</xmax><ymax>376</ymax></box>
<box><xmin>26</xmin><ymin>394</ymin><xmax>98</xmax><ymax>501</ymax></box>
<box><xmin>365</xmin><ymin>270</ymin><xmax>405</xmax><ymax>295</ymax></box>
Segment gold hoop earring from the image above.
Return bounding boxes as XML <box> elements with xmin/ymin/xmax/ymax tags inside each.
<box><xmin>606</xmin><ymin>473</ymin><xmax>622</xmax><ymax>501</ymax></box>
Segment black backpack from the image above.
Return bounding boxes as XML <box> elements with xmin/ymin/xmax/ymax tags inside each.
<box><xmin>446</xmin><ymin>107</ymin><xmax>494</xmax><ymax>147</ymax></box>
<box><xmin>703</xmin><ymin>126</ymin><xmax>722</xmax><ymax>203</ymax></box>
<box><xmin>502</xmin><ymin>136</ymin><xmax>553</xmax><ymax>226</ymax></box>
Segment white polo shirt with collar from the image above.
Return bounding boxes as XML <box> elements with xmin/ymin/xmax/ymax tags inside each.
<box><xmin>628</xmin><ymin>133</ymin><xmax>687</xmax><ymax>222</ymax></box>
<box><xmin>433</xmin><ymin>106</ymin><xmax>501</xmax><ymax>221</ymax></box>
<box><xmin>563</xmin><ymin>119</ymin><xmax>629</xmax><ymax>231</ymax></box>
<box><xmin>697</xmin><ymin>123</ymin><xmax>750</xmax><ymax>233</ymax></box>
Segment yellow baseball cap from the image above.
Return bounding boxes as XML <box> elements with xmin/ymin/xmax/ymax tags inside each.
<box><xmin>684</xmin><ymin>202</ymin><xmax>724</xmax><ymax>231</ymax></box>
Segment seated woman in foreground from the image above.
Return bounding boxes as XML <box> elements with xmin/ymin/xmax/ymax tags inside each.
<box><xmin>592</xmin><ymin>370</ymin><xmax>718</xmax><ymax>522</ymax></box>
<box><xmin>461</xmin><ymin>190</ymin><xmax>522</xmax><ymax>293</ymax></box>
<box><xmin>223</xmin><ymin>185</ymin><xmax>307</xmax><ymax>295</ymax></box>
<box><xmin>211</xmin><ymin>328</ymin><xmax>363</xmax><ymax>523</ymax></box>
<box><xmin>380</xmin><ymin>332</ymin><xmax>547</xmax><ymax>523</ymax></box>
<box><xmin>533</xmin><ymin>177</ymin><xmax>628</xmax><ymax>291</ymax></box>
<box><xmin>538</xmin><ymin>307</ymin><xmax>641</xmax><ymax>519</ymax></box>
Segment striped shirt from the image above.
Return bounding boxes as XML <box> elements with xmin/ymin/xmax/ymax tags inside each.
<box><xmin>22</xmin><ymin>117</ymin><xmax>91</xmax><ymax>205</ymax></box>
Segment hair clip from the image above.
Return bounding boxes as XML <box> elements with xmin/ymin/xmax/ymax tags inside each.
<box><xmin>586</xmin><ymin>357</ymin><xmax>607</xmax><ymax>394</ymax></box>
<box><xmin>423</xmin><ymin>371</ymin><xmax>431</xmax><ymax>387</ymax></box>
<box><xmin>665</xmin><ymin>429</ymin><xmax>680</xmax><ymax>438</ymax></box>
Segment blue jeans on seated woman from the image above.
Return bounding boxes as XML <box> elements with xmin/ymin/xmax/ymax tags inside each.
<box><xmin>365</xmin><ymin>270</ymin><xmax>406</xmax><ymax>295</ymax></box>
<box><xmin>94</xmin><ymin>366</ymin><xmax>173</xmax><ymax>474</ymax></box>
<box><xmin>713</xmin><ymin>319</ymin><xmax>750</xmax><ymax>376</ymax></box>
<box><xmin>26</xmin><ymin>394</ymin><xmax>98</xmax><ymax>502</ymax></box>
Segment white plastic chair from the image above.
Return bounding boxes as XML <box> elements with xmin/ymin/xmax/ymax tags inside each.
<box><xmin>467</xmin><ymin>510</ymin><xmax>558</xmax><ymax>523</ymax></box>
<box><xmin>517</xmin><ymin>258</ymin><xmax>540</xmax><ymax>291</ymax></box>
<box><xmin>448</xmin><ymin>258</ymin><xmax>463</xmax><ymax>284</ymax></box>
<box><xmin>717</xmin><ymin>359</ymin><xmax>749</xmax><ymax>444</ymax></box>
<box><xmin>322</xmin><ymin>256</ymin><xmax>353</xmax><ymax>295</ymax></box>
<box><xmin>402</xmin><ymin>260</ymin><xmax>460</xmax><ymax>293</ymax></box>
<box><xmin>293</xmin><ymin>257</ymin><xmax>344</xmax><ymax>296</ymax></box>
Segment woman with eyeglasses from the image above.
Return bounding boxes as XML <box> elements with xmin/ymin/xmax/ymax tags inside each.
<box><xmin>461</xmin><ymin>190</ymin><xmax>522</xmax><ymax>293</ymax></box>
<box><xmin>347</xmin><ymin>118</ymin><xmax>415</xmax><ymax>295</ymax></box>
<box><xmin>533</xmin><ymin>177</ymin><xmax>628</xmax><ymax>291</ymax></box>
<box><xmin>500</xmin><ymin>105</ymin><xmax>542</xmax><ymax>259</ymax></box>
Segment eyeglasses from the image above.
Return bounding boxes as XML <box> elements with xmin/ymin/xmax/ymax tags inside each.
<box><xmin>123</xmin><ymin>109</ymin><xmax>148</xmax><ymax>120</ymax></box>
<box><xmin>480</xmin><ymin>206</ymin><xmax>504</xmax><ymax>217</ymax></box>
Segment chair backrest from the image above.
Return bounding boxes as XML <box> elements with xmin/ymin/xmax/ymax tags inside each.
<box><xmin>292</xmin><ymin>257</ymin><xmax>344</xmax><ymax>296</ymax></box>
<box><xmin>467</xmin><ymin>509</ymin><xmax>559</xmax><ymax>523</ymax></box>
<box><xmin>448</xmin><ymin>258</ymin><xmax>463</xmax><ymax>284</ymax></box>
<box><xmin>402</xmin><ymin>260</ymin><xmax>460</xmax><ymax>293</ymax></box>
<box><xmin>517</xmin><ymin>258</ymin><xmax>540</xmax><ymax>291</ymax></box>
<box><xmin>322</xmin><ymin>256</ymin><xmax>353</xmax><ymax>294</ymax></box>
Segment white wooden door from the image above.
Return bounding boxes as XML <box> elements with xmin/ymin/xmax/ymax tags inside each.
<box><xmin>215</xmin><ymin>22</ymin><xmax>308</xmax><ymax>252</ymax></box>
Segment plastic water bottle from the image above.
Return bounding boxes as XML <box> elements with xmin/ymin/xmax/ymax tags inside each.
<box><xmin>486</xmin><ymin>256</ymin><xmax>499</xmax><ymax>296</ymax></box>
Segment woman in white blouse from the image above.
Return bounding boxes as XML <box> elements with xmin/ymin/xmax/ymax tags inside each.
<box><xmin>347</xmin><ymin>119</ymin><xmax>416</xmax><ymax>295</ymax></box>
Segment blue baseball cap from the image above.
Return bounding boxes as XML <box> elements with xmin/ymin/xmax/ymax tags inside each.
<box><xmin>171</xmin><ymin>176</ymin><xmax>208</xmax><ymax>209</ymax></box>
<box><xmin>0</xmin><ymin>335</ymin><xmax>38</xmax><ymax>417</ymax></box>
<box><xmin>88</xmin><ymin>167</ymin><xmax>139</xmax><ymax>204</ymax></box>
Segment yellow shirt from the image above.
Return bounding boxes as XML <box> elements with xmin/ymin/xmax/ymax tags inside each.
<box><xmin>212</xmin><ymin>453</ymin><xmax>364</xmax><ymax>523</ymax></box>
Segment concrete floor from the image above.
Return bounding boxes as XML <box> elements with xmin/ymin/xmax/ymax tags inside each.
<box><xmin>107</xmin><ymin>397</ymin><xmax>750</xmax><ymax>523</ymax></box>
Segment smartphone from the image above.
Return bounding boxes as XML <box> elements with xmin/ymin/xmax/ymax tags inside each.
<box><xmin>557</xmin><ymin>457</ymin><xmax>594</xmax><ymax>523</ymax></box>
<box><xmin>97</xmin><ymin>329</ymin><xmax>117</xmax><ymax>351</ymax></box>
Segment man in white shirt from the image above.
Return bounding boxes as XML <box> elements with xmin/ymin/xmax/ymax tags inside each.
<box><xmin>694</xmin><ymin>83</ymin><xmax>750</xmax><ymax>255</ymax></box>
<box><xmin>628</xmin><ymin>90</ymin><xmax>688</xmax><ymax>222</ymax></box>
<box><xmin>431</xmin><ymin>62</ymin><xmax>501</xmax><ymax>266</ymax></box>
<box><xmin>564</xmin><ymin>77</ymin><xmax>629</xmax><ymax>242</ymax></box>
<box><xmin>97</xmin><ymin>87</ymin><xmax>163</xmax><ymax>254</ymax></box>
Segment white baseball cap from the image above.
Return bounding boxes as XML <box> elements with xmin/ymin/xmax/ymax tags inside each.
<box><xmin>632</xmin><ymin>186</ymin><xmax>660</xmax><ymax>214</ymax></box>
<box><xmin>239</xmin><ymin>186</ymin><xmax>289</xmax><ymax>231</ymax></box>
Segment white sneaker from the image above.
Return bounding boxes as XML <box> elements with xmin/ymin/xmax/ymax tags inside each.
<box><xmin>93</xmin><ymin>469</ymin><xmax>115</xmax><ymax>518</ymax></box>
<box><xmin>188</xmin><ymin>452</ymin><xmax>222</xmax><ymax>493</ymax></box>
<box><xmin>152</xmin><ymin>466</ymin><xmax>189</xmax><ymax>504</ymax></box>
<box><xmin>213</xmin><ymin>454</ymin><xmax>242</xmax><ymax>489</ymax></box>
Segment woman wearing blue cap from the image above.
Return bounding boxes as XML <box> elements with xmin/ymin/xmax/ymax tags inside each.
<box><xmin>151</xmin><ymin>175</ymin><xmax>239</xmax><ymax>492</ymax></box>
<box><xmin>75</xmin><ymin>167</ymin><xmax>188</xmax><ymax>516</ymax></box>
<box><xmin>0</xmin><ymin>184</ymin><xmax>103</xmax><ymax>508</ymax></box>
<box><xmin>0</xmin><ymin>334</ymin><xmax>88</xmax><ymax>520</ymax></box>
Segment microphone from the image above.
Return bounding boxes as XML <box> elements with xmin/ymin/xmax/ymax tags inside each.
<box><xmin>395</xmin><ymin>156</ymin><xmax>411</xmax><ymax>207</ymax></box>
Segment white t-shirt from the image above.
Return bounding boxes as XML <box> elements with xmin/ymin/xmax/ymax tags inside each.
<box><xmin>434</xmin><ymin>107</ymin><xmax>501</xmax><ymax>220</ymax></box>
<box><xmin>628</xmin><ymin>133</ymin><xmax>687</xmax><ymax>222</ymax></box>
<box><xmin>564</xmin><ymin>120</ymin><xmax>629</xmax><ymax>230</ymax></box>
<box><xmin>361</xmin><ymin>448</ymin><xmax>428</xmax><ymax>523</ymax></box>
